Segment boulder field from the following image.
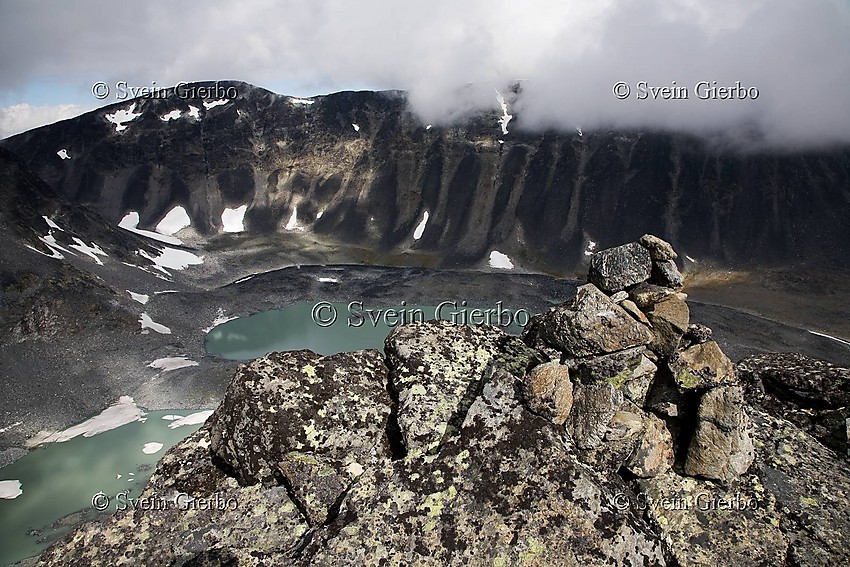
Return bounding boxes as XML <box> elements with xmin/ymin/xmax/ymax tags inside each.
<box><xmin>39</xmin><ymin>236</ymin><xmax>850</xmax><ymax>566</ymax></box>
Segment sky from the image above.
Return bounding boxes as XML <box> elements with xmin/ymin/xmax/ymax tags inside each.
<box><xmin>1</xmin><ymin>0</ymin><xmax>849</xmax><ymax>148</ymax></box>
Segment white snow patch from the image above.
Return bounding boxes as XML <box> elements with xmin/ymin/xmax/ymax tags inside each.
<box><xmin>203</xmin><ymin>99</ymin><xmax>229</xmax><ymax>110</ymax></box>
<box><xmin>584</xmin><ymin>240</ymin><xmax>598</xmax><ymax>257</ymax></box>
<box><xmin>413</xmin><ymin>210</ymin><xmax>429</xmax><ymax>240</ymax></box>
<box><xmin>154</xmin><ymin>290</ymin><xmax>179</xmax><ymax>295</ymax></box>
<box><xmin>26</xmin><ymin>243</ymin><xmax>64</xmax><ymax>260</ymax></box>
<box><xmin>685</xmin><ymin>255</ymin><xmax>698</xmax><ymax>263</ymax></box>
<box><xmin>495</xmin><ymin>90</ymin><xmax>513</xmax><ymax>135</ymax></box>
<box><xmin>0</xmin><ymin>421</ymin><xmax>22</xmax><ymax>434</ymax></box>
<box><xmin>0</xmin><ymin>480</ymin><xmax>23</xmax><ymax>500</ymax></box>
<box><xmin>234</xmin><ymin>275</ymin><xmax>254</xmax><ymax>284</ymax></box>
<box><xmin>203</xmin><ymin>308</ymin><xmax>238</xmax><ymax>333</ymax></box>
<box><xmin>577</xmin><ymin>127</ymin><xmax>583</xmax><ymax>137</ymax></box>
<box><xmin>488</xmin><ymin>250</ymin><xmax>515</xmax><ymax>270</ymax></box>
<box><xmin>119</xmin><ymin>212</ymin><xmax>184</xmax><ymax>245</ymax></box>
<box><xmin>105</xmin><ymin>103</ymin><xmax>142</xmax><ymax>132</ymax></box>
<box><xmin>808</xmin><ymin>330</ymin><xmax>850</xmax><ymax>348</ymax></box>
<box><xmin>289</xmin><ymin>97</ymin><xmax>315</xmax><ymax>105</ymax></box>
<box><xmin>318</xmin><ymin>277</ymin><xmax>339</xmax><ymax>284</ymax></box>
<box><xmin>127</xmin><ymin>290</ymin><xmax>149</xmax><ymax>304</ymax></box>
<box><xmin>156</xmin><ymin>206</ymin><xmax>191</xmax><ymax>236</ymax></box>
<box><xmin>426</xmin><ymin>124</ymin><xmax>432</xmax><ymax>130</ymax></box>
<box><xmin>352</xmin><ymin>123</ymin><xmax>360</xmax><ymax>132</ymax></box>
<box><xmin>138</xmin><ymin>247</ymin><xmax>204</xmax><ymax>271</ymax></box>
<box><xmin>221</xmin><ymin>205</ymin><xmax>247</xmax><ymax>233</ymax></box>
<box><xmin>68</xmin><ymin>237</ymin><xmax>107</xmax><ymax>265</ymax></box>
<box><xmin>187</xmin><ymin>105</ymin><xmax>200</xmax><ymax>119</ymax></box>
<box><xmin>160</xmin><ymin>109</ymin><xmax>182</xmax><ymax>122</ymax></box>
<box><xmin>28</xmin><ymin>396</ymin><xmax>143</xmax><ymax>445</ymax></box>
<box><xmin>56</xmin><ymin>148</ymin><xmax>71</xmax><ymax>160</ymax></box>
<box><xmin>168</xmin><ymin>410</ymin><xmax>214</xmax><ymax>429</ymax></box>
<box><xmin>43</xmin><ymin>216</ymin><xmax>63</xmax><ymax>231</ymax></box>
<box><xmin>140</xmin><ymin>313</ymin><xmax>172</xmax><ymax>335</ymax></box>
<box><xmin>142</xmin><ymin>442</ymin><xmax>164</xmax><ymax>455</ymax></box>
<box><xmin>316</xmin><ymin>210</ymin><xmax>324</xmax><ymax>220</ymax></box>
<box><xmin>148</xmin><ymin>357</ymin><xmax>199</xmax><ymax>372</ymax></box>
<box><xmin>285</xmin><ymin>206</ymin><xmax>300</xmax><ymax>230</ymax></box>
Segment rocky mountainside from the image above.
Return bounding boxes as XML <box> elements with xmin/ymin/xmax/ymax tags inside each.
<box><xmin>38</xmin><ymin>236</ymin><xmax>850</xmax><ymax>566</ymax></box>
<box><xmin>2</xmin><ymin>82</ymin><xmax>850</xmax><ymax>273</ymax></box>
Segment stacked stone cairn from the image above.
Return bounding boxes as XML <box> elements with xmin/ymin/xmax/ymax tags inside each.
<box><xmin>521</xmin><ymin>234</ymin><xmax>754</xmax><ymax>482</ymax></box>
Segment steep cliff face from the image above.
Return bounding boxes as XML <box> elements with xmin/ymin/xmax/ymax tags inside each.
<box><xmin>3</xmin><ymin>81</ymin><xmax>849</xmax><ymax>273</ymax></box>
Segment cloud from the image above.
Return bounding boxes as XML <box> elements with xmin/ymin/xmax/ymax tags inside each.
<box><xmin>0</xmin><ymin>0</ymin><xmax>848</xmax><ymax>147</ymax></box>
<box><xmin>0</xmin><ymin>103</ymin><xmax>94</xmax><ymax>139</ymax></box>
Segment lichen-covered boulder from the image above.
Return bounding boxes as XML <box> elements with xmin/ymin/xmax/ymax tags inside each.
<box><xmin>625</xmin><ymin>412</ymin><xmax>674</xmax><ymax>478</ymax></box>
<box><xmin>207</xmin><ymin>348</ymin><xmax>392</xmax><ymax>523</ymax></box>
<box><xmin>646</xmin><ymin>295</ymin><xmax>689</xmax><ymax>355</ymax></box>
<box><xmin>668</xmin><ymin>341</ymin><xmax>736</xmax><ymax>390</ymax></box>
<box><xmin>522</xmin><ymin>360</ymin><xmax>573</xmax><ymax>425</ymax></box>
<box><xmin>651</xmin><ymin>259</ymin><xmax>684</xmax><ymax>289</ymax></box>
<box><xmin>588</xmin><ymin>242</ymin><xmax>652</xmax><ymax>293</ymax></box>
<box><xmin>572</xmin><ymin>346</ymin><xmax>658</xmax><ymax>406</ymax></box>
<box><xmin>537</xmin><ymin>284</ymin><xmax>653</xmax><ymax>358</ymax></box>
<box><xmin>738</xmin><ymin>352</ymin><xmax>850</xmax><ymax>457</ymax></box>
<box><xmin>639</xmin><ymin>234</ymin><xmax>678</xmax><ymax>261</ymax></box>
<box><xmin>629</xmin><ymin>282</ymin><xmax>677</xmax><ymax>310</ymax></box>
<box><xmin>385</xmin><ymin>320</ymin><xmax>544</xmax><ymax>456</ymax></box>
<box><xmin>300</xmin><ymin>370</ymin><xmax>667</xmax><ymax>566</ymax></box>
<box><xmin>38</xmin><ymin>428</ymin><xmax>310</xmax><ymax>566</ymax></box>
<box><xmin>684</xmin><ymin>385</ymin><xmax>754</xmax><ymax>481</ymax></box>
<box><xmin>568</xmin><ymin>381</ymin><xmax>624</xmax><ymax>450</ymax></box>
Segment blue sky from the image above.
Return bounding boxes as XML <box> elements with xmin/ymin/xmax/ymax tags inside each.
<box><xmin>1</xmin><ymin>0</ymin><xmax>849</xmax><ymax>147</ymax></box>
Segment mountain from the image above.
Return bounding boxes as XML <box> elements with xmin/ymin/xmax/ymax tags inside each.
<box><xmin>3</xmin><ymin>81</ymin><xmax>849</xmax><ymax>274</ymax></box>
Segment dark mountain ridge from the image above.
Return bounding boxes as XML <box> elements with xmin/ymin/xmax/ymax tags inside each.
<box><xmin>2</xmin><ymin>81</ymin><xmax>849</xmax><ymax>274</ymax></box>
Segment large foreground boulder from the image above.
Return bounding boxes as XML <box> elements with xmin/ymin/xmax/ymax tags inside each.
<box><xmin>588</xmin><ymin>242</ymin><xmax>652</xmax><ymax>293</ymax></box>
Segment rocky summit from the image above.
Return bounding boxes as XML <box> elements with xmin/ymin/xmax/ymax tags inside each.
<box><xmin>38</xmin><ymin>236</ymin><xmax>850</xmax><ymax>566</ymax></box>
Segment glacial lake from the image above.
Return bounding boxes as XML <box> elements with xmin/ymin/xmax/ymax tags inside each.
<box><xmin>206</xmin><ymin>300</ymin><xmax>532</xmax><ymax>359</ymax></box>
<box><xmin>0</xmin><ymin>412</ymin><xmax>204</xmax><ymax>566</ymax></box>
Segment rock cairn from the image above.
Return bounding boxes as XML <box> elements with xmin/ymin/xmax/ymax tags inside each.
<box><xmin>522</xmin><ymin>234</ymin><xmax>754</xmax><ymax>483</ymax></box>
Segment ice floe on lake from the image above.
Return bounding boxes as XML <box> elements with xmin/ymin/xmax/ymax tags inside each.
<box><xmin>142</xmin><ymin>442</ymin><xmax>164</xmax><ymax>455</ymax></box>
<box><xmin>167</xmin><ymin>411</ymin><xmax>213</xmax><ymax>429</ymax></box>
<box><xmin>27</xmin><ymin>396</ymin><xmax>143</xmax><ymax>446</ymax></box>
<box><xmin>0</xmin><ymin>480</ymin><xmax>23</xmax><ymax>500</ymax></box>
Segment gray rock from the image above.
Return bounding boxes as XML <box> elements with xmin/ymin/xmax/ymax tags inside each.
<box><xmin>738</xmin><ymin>352</ymin><xmax>850</xmax><ymax>457</ymax></box>
<box><xmin>620</xmin><ymin>298</ymin><xmax>650</xmax><ymax>325</ymax></box>
<box><xmin>38</xmin><ymin>428</ymin><xmax>309</xmax><ymax>566</ymax></box>
<box><xmin>639</xmin><ymin>234</ymin><xmax>678</xmax><ymax>261</ymax></box>
<box><xmin>522</xmin><ymin>361</ymin><xmax>573</xmax><ymax>425</ymax></box>
<box><xmin>625</xmin><ymin>412</ymin><xmax>674</xmax><ymax>478</ymax></box>
<box><xmin>588</xmin><ymin>242</ymin><xmax>652</xmax><ymax>293</ymax></box>
<box><xmin>684</xmin><ymin>385</ymin><xmax>754</xmax><ymax>482</ymax></box>
<box><xmin>646</xmin><ymin>295</ymin><xmax>689</xmax><ymax>355</ymax></box>
<box><xmin>651</xmin><ymin>259</ymin><xmax>684</xmax><ymax>289</ymax></box>
<box><xmin>302</xmin><ymin>369</ymin><xmax>667</xmax><ymax>566</ymax></box>
<box><xmin>567</xmin><ymin>381</ymin><xmax>624</xmax><ymax>449</ymax></box>
<box><xmin>682</xmin><ymin>323</ymin><xmax>713</xmax><ymax>347</ymax></box>
<box><xmin>629</xmin><ymin>282</ymin><xmax>676</xmax><ymax>310</ymax></box>
<box><xmin>668</xmin><ymin>340</ymin><xmax>736</xmax><ymax>390</ymax></box>
<box><xmin>537</xmin><ymin>284</ymin><xmax>654</xmax><ymax>358</ymax></box>
<box><xmin>207</xmin><ymin>349</ymin><xmax>392</xmax><ymax>494</ymax></box>
<box><xmin>610</xmin><ymin>290</ymin><xmax>629</xmax><ymax>303</ymax></box>
<box><xmin>385</xmin><ymin>320</ymin><xmax>544</xmax><ymax>456</ymax></box>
